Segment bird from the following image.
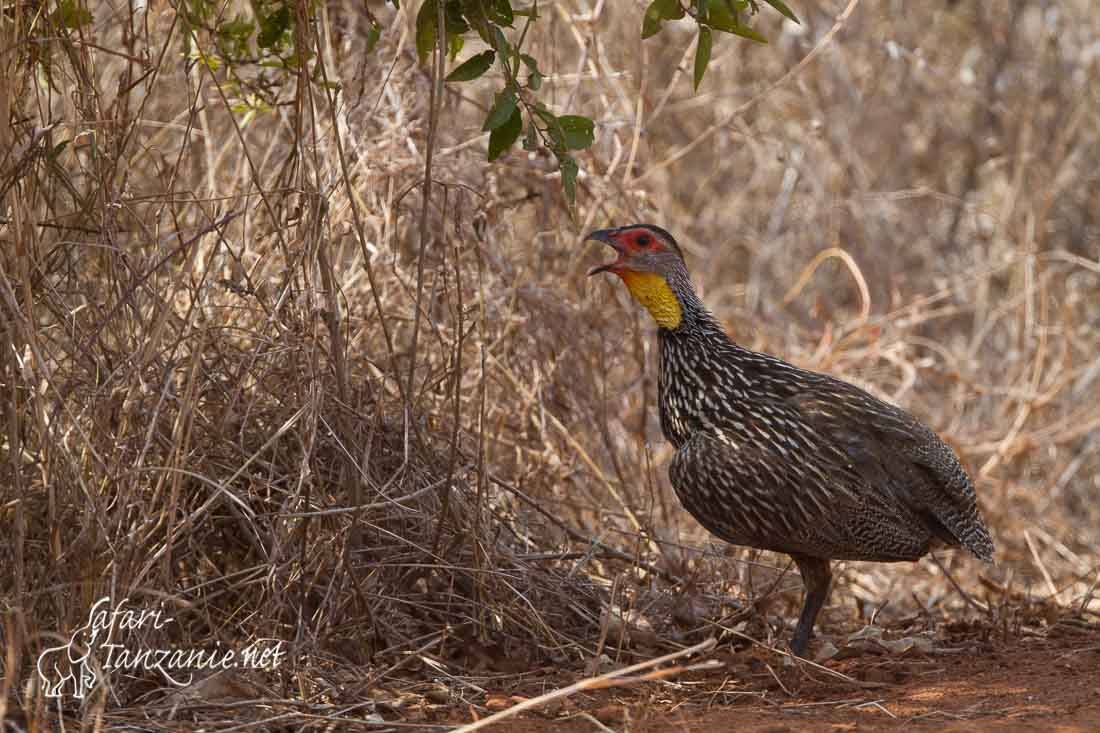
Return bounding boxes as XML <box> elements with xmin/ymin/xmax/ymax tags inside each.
<box><xmin>585</xmin><ymin>223</ymin><xmax>995</xmax><ymax>656</ymax></box>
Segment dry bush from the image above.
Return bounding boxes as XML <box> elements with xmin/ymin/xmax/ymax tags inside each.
<box><xmin>1</xmin><ymin>0</ymin><xmax>1098</xmax><ymax>726</ymax></box>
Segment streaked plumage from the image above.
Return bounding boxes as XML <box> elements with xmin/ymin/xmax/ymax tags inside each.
<box><xmin>587</xmin><ymin>224</ymin><xmax>994</xmax><ymax>656</ymax></box>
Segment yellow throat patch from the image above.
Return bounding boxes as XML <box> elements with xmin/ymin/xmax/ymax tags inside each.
<box><xmin>620</xmin><ymin>271</ymin><xmax>683</xmax><ymax>329</ymax></box>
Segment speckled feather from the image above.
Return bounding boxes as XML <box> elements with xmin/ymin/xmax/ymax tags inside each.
<box><xmin>589</xmin><ymin>223</ymin><xmax>995</xmax><ymax>654</ymax></box>
<box><xmin>655</xmin><ymin>266</ymin><xmax>995</xmax><ymax>565</ymax></box>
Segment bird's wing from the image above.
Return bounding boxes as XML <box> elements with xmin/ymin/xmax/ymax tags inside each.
<box><xmin>667</xmin><ymin>427</ymin><xmax>893</xmax><ymax>559</ymax></box>
<box><xmin>787</xmin><ymin>383</ymin><xmax>994</xmax><ymax>561</ymax></box>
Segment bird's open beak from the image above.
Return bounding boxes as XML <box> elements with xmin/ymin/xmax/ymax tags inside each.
<box><xmin>586</xmin><ymin>229</ymin><xmax>626</xmax><ymax>276</ymax></box>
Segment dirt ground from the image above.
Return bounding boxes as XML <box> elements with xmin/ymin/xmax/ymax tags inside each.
<box><xmin>450</xmin><ymin>622</ymin><xmax>1100</xmax><ymax>733</ymax></box>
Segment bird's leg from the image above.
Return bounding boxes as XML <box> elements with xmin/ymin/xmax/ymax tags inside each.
<box><xmin>789</xmin><ymin>555</ymin><xmax>832</xmax><ymax>657</ymax></box>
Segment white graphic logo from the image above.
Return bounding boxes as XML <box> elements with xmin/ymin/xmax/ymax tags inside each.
<box><xmin>37</xmin><ymin>597</ymin><xmax>285</xmax><ymax>701</ymax></box>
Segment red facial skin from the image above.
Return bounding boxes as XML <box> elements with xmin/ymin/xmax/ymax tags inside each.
<box><xmin>588</xmin><ymin>227</ymin><xmax>666</xmax><ymax>275</ymax></box>
<box><xmin>623</xmin><ymin>228</ymin><xmax>660</xmax><ymax>249</ymax></box>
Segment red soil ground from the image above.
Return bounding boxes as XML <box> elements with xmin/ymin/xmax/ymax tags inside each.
<box><xmin>450</xmin><ymin>622</ymin><xmax>1100</xmax><ymax>732</ymax></box>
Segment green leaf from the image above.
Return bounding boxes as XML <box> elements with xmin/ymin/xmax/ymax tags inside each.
<box><xmin>705</xmin><ymin>0</ymin><xmax>736</xmax><ymax>32</ymax></box>
<box><xmin>488</xmin><ymin>106</ymin><xmax>522</xmax><ymax>160</ymax></box>
<box><xmin>446</xmin><ymin>50</ymin><xmax>495</xmax><ymax>81</ymax></box>
<box><xmin>257</xmin><ymin>4</ymin><xmax>290</xmax><ymax>49</ymax></box>
<box><xmin>195</xmin><ymin>51</ymin><xmax>222</xmax><ymax>71</ymax></box>
<box><xmin>727</xmin><ymin>22</ymin><xmax>768</xmax><ymax>43</ymax></box>
<box><xmin>693</xmin><ymin>25</ymin><xmax>712</xmax><ymax>91</ymax></box>
<box><xmin>416</xmin><ymin>2</ymin><xmax>469</xmax><ymax>64</ymax></box>
<box><xmin>461</xmin><ymin>0</ymin><xmax>491</xmax><ymax>43</ymax></box>
<box><xmin>488</xmin><ymin>0</ymin><xmax>514</xmax><ymax>26</ymax></box>
<box><xmin>365</xmin><ymin>22</ymin><xmax>382</xmax><ymax>53</ymax></box>
<box><xmin>558</xmin><ymin>115</ymin><xmax>595</xmax><ymax>150</ymax></box>
<box><xmin>763</xmin><ymin>0</ymin><xmax>799</xmax><ymax>23</ymax></box>
<box><xmin>642</xmin><ymin>3</ymin><xmax>663</xmax><ymax>38</ymax></box>
<box><xmin>482</xmin><ymin>89</ymin><xmax>518</xmax><ymax>131</ymax></box>
<box><xmin>519</xmin><ymin>54</ymin><xmax>542</xmax><ymax>89</ymax></box>
<box><xmin>661</xmin><ymin>0</ymin><xmax>687</xmax><ymax>20</ymax></box>
<box><xmin>541</xmin><ymin>113</ymin><xmax>566</xmax><ymax>152</ymax></box>
<box><xmin>694</xmin><ymin>0</ymin><xmax>708</xmax><ymax>23</ymax></box>
<box><xmin>523</xmin><ymin>122</ymin><xmax>539</xmax><ymax>151</ymax></box>
<box><xmin>560</xmin><ymin>155</ymin><xmax>579</xmax><ymax>205</ymax></box>
<box><xmin>415</xmin><ymin>2</ymin><xmax>437</xmax><ymax>64</ymax></box>
<box><xmin>642</xmin><ymin>0</ymin><xmax>684</xmax><ymax>39</ymax></box>
<box><xmin>445</xmin><ymin>1</ymin><xmax>471</xmax><ymax>34</ymax></box>
<box><xmin>531</xmin><ymin>102</ymin><xmax>556</xmax><ymax>124</ymax></box>
<box><xmin>447</xmin><ymin>32</ymin><xmax>464</xmax><ymax>60</ymax></box>
<box><xmin>490</xmin><ymin>25</ymin><xmax>509</xmax><ymax>55</ymax></box>
<box><xmin>53</xmin><ymin>0</ymin><xmax>93</xmax><ymax>28</ymax></box>
<box><xmin>707</xmin><ymin>0</ymin><xmax>768</xmax><ymax>41</ymax></box>
<box><xmin>532</xmin><ymin>104</ymin><xmax>568</xmax><ymax>151</ymax></box>
<box><xmin>513</xmin><ymin>0</ymin><xmax>538</xmax><ymax>19</ymax></box>
<box><xmin>218</xmin><ymin>18</ymin><xmax>254</xmax><ymax>45</ymax></box>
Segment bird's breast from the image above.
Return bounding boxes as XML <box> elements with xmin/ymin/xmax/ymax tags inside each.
<box><xmin>658</xmin><ymin>342</ymin><xmax>742</xmax><ymax>446</ymax></box>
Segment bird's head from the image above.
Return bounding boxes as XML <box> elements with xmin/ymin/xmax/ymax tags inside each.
<box><xmin>586</xmin><ymin>224</ymin><xmax>689</xmax><ymax>330</ymax></box>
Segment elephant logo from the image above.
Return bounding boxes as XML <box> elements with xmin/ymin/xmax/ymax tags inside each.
<box><xmin>36</xmin><ymin>599</ymin><xmax>114</xmax><ymax>700</ymax></box>
<box><xmin>37</xmin><ymin>630</ymin><xmax>98</xmax><ymax>699</ymax></box>
<box><xmin>33</xmin><ymin>596</ymin><xmax>284</xmax><ymax>703</ymax></box>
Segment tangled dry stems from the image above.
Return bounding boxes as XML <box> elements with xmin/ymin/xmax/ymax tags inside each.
<box><xmin>1</xmin><ymin>0</ymin><xmax>1098</xmax><ymax>727</ymax></box>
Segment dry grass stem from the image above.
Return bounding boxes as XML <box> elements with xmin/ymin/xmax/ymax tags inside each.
<box><xmin>2</xmin><ymin>0</ymin><xmax>1098</xmax><ymax>728</ymax></box>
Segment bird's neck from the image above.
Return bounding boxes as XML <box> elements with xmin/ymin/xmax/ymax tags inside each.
<box><xmin>625</xmin><ymin>268</ymin><xmax>712</xmax><ymax>334</ymax></box>
<box><xmin>657</xmin><ymin>308</ymin><xmax>735</xmax><ymax>361</ymax></box>
<box><xmin>652</xmin><ymin>272</ymin><xmax>724</xmax><ymax>340</ymax></box>
<box><xmin>620</xmin><ymin>271</ymin><xmax>683</xmax><ymax>329</ymax></box>
<box><xmin>654</xmin><ymin>305</ymin><xmax>735</xmax><ymax>447</ymax></box>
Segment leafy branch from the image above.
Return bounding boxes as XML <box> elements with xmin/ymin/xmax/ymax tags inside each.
<box><xmin>434</xmin><ymin>0</ymin><xmax>798</xmax><ymax>205</ymax></box>
<box><xmin>89</xmin><ymin>0</ymin><xmax>797</xmax><ymax>208</ymax></box>
<box><xmin>643</xmin><ymin>0</ymin><xmax>799</xmax><ymax>90</ymax></box>
<box><xmin>424</xmin><ymin>1</ymin><xmax>593</xmax><ymax>207</ymax></box>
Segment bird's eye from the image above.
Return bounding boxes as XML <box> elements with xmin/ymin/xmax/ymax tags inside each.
<box><xmin>637</xmin><ymin>234</ymin><xmax>652</xmax><ymax>247</ymax></box>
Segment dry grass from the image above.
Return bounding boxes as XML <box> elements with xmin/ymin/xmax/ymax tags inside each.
<box><xmin>1</xmin><ymin>0</ymin><xmax>1098</xmax><ymax>728</ymax></box>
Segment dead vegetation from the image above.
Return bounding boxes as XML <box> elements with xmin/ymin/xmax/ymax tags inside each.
<box><xmin>1</xmin><ymin>0</ymin><xmax>1098</xmax><ymax>729</ymax></box>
